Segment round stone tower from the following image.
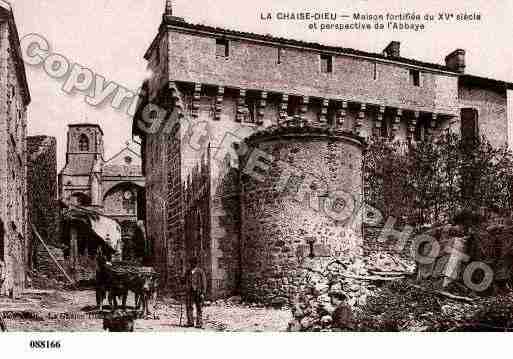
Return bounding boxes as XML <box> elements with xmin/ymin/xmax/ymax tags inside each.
<box><xmin>239</xmin><ymin>126</ymin><xmax>366</xmax><ymax>304</ymax></box>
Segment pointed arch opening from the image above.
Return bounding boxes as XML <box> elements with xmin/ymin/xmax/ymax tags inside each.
<box><xmin>79</xmin><ymin>134</ymin><xmax>89</xmax><ymax>152</ymax></box>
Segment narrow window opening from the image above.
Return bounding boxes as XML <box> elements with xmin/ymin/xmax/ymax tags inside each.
<box><xmin>409</xmin><ymin>69</ymin><xmax>420</xmax><ymax>87</ymax></box>
<box><xmin>381</xmin><ymin>117</ymin><xmax>390</xmax><ymax>139</ymax></box>
<box><xmin>78</xmin><ymin>134</ymin><xmax>89</xmax><ymax>152</ymax></box>
<box><xmin>216</xmin><ymin>38</ymin><xmax>229</xmax><ymax>58</ymax></box>
<box><xmin>306</xmin><ymin>237</ymin><xmax>316</xmax><ymax>259</ymax></box>
<box><xmin>373</xmin><ymin>63</ymin><xmax>378</xmax><ymax>80</ymax></box>
<box><xmin>155</xmin><ymin>44</ymin><xmax>160</xmax><ymax>66</ymax></box>
<box><xmin>277</xmin><ymin>48</ymin><xmax>282</xmax><ymax>64</ymax></box>
<box><xmin>320</xmin><ymin>54</ymin><xmax>333</xmax><ymax>73</ymax></box>
<box><xmin>287</xmin><ymin>96</ymin><xmax>301</xmax><ymax>118</ymax></box>
<box><xmin>414</xmin><ymin>117</ymin><xmax>430</xmax><ymax>142</ymax></box>
<box><xmin>245</xmin><ymin>96</ymin><xmax>257</xmax><ymax>123</ymax></box>
<box><xmin>149</xmin><ymin>110</ymin><xmax>158</xmax><ymax>120</ymax></box>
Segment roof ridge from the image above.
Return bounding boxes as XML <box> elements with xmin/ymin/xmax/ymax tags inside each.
<box><xmin>105</xmin><ymin>146</ymin><xmax>141</xmax><ymax>163</ymax></box>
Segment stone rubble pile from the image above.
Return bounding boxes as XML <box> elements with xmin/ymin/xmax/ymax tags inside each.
<box><xmin>287</xmin><ymin>255</ymin><xmax>413</xmax><ymax>332</ymax></box>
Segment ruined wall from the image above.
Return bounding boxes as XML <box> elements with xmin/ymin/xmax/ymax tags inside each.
<box><xmin>239</xmin><ymin>128</ymin><xmax>365</xmax><ymax>303</ymax></box>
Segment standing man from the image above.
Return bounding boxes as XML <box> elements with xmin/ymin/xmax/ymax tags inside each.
<box><xmin>95</xmin><ymin>245</ymin><xmax>112</xmax><ymax>311</ymax></box>
<box><xmin>184</xmin><ymin>257</ymin><xmax>207</xmax><ymax>328</ymax></box>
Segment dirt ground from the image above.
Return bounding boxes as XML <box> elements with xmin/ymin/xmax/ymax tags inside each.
<box><xmin>0</xmin><ymin>289</ymin><xmax>290</xmax><ymax>332</ymax></box>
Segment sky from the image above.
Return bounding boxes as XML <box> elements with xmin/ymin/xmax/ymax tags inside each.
<box><xmin>11</xmin><ymin>0</ymin><xmax>513</xmax><ymax>170</ymax></box>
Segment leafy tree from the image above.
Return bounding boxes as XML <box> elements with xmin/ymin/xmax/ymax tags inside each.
<box><xmin>364</xmin><ymin>133</ymin><xmax>513</xmax><ymax>230</ymax></box>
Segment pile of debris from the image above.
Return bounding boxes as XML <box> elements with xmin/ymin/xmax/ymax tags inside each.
<box><xmin>287</xmin><ymin>256</ymin><xmax>412</xmax><ymax>331</ymax></box>
<box><xmin>355</xmin><ymin>278</ymin><xmax>480</xmax><ymax>331</ymax></box>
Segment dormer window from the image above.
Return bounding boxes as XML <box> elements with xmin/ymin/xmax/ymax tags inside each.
<box><xmin>79</xmin><ymin>134</ymin><xmax>89</xmax><ymax>152</ymax></box>
<box><xmin>216</xmin><ymin>38</ymin><xmax>229</xmax><ymax>58</ymax></box>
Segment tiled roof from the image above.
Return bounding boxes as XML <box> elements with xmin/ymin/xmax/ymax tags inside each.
<box><xmin>68</xmin><ymin>123</ymin><xmax>104</xmax><ymax>135</ymax></box>
<box><xmin>460</xmin><ymin>74</ymin><xmax>513</xmax><ymax>90</ymax></box>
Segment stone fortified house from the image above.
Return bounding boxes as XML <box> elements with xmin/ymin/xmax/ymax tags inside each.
<box><xmin>58</xmin><ymin>124</ymin><xmax>145</xmax><ymax>262</ymax></box>
<box><xmin>133</xmin><ymin>1</ymin><xmax>512</xmax><ymax>302</ymax></box>
<box><xmin>0</xmin><ymin>1</ymin><xmax>31</xmax><ymax>297</ymax></box>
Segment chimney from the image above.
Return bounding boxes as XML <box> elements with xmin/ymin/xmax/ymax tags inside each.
<box><xmin>165</xmin><ymin>0</ymin><xmax>173</xmax><ymax>16</ymax></box>
<box><xmin>445</xmin><ymin>49</ymin><xmax>466</xmax><ymax>73</ymax></box>
<box><xmin>383</xmin><ymin>41</ymin><xmax>400</xmax><ymax>58</ymax></box>
<box><xmin>163</xmin><ymin>0</ymin><xmax>184</xmax><ymax>23</ymax></box>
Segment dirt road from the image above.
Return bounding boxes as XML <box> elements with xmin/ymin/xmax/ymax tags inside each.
<box><xmin>0</xmin><ymin>289</ymin><xmax>290</xmax><ymax>332</ymax></box>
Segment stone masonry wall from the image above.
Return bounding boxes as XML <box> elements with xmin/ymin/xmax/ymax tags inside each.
<box><xmin>0</xmin><ymin>20</ymin><xmax>29</xmax><ymax>297</ymax></box>
<box><xmin>240</xmin><ymin>128</ymin><xmax>365</xmax><ymax>304</ymax></box>
<box><xmin>27</xmin><ymin>136</ymin><xmax>58</xmax><ymax>271</ymax></box>
<box><xmin>166</xmin><ymin>29</ymin><xmax>458</xmax><ymax>115</ymax></box>
<box><xmin>210</xmin><ymin>150</ymin><xmax>241</xmax><ymax>298</ymax></box>
<box><xmin>164</xmin><ymin>123</ymin><xmax>184</xmax><ymax>292</ymax></box>
<box><xmin>458</xmin><ymin>83</ymin><xmax>508</xmax><ymax>148</ymax></box>
<box><xmin>183</xmin><ymin>151</ymin><xmax>213</xmax><ymax>295</ymax></box>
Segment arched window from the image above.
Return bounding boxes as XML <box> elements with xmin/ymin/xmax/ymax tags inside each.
<box><xmin>122</xmin><ymin>190</ymin><xmax>136</xmax><ymax>214</ymax></box>
<box><xmin>79</xmin><ymin>134</ymin><xmax>89</xmax><ymax>152</ymax></box>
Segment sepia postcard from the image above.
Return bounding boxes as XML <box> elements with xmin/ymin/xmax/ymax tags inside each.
<box><xmin>0</xmin><ymin>0</ymin><xmax>512</xmax><ymax>356</ymax></box>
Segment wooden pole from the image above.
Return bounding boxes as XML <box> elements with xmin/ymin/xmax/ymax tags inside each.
<box><xmin>70</xmin><ymin>226</ymin><xmax>78</xmax><ymax>280</ymax></box>
<box><xmin>30</xmin><ymin>223</ymin><xmax>75</xmax><ymax>286</ymax></box>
